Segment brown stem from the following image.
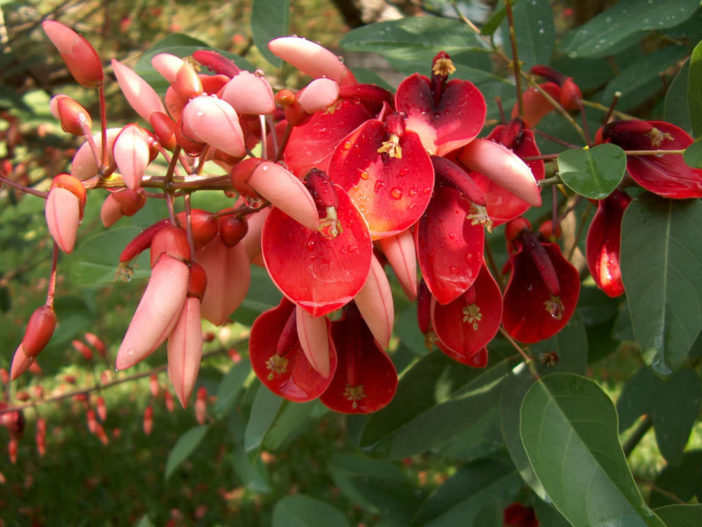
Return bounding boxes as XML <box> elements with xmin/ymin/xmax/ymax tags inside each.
<box><xmin>499</xmin><ymin>327</ymin><xmax>540</xmax><ymax>380</ymax></box>
<box><xmin>504</xmin><ymin>0</ymin><xmax>524</xmax><ymax>118</ymax></box>
<box><xmin>0</xmin><ymin>175</ymin><xmax>49</xmax><ymax>198</ymax></box>
<box><xmin>45</xmin><ymin>243</ymin><xmax>60</xmax><ymax>307</ymax></box>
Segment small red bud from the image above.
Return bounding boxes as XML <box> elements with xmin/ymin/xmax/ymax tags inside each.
<box><xmin>22</xmin><ymin>306</ymin><xmax>57</xmax><ymax>358</ymax></box>
<box><xmin>73</xmin><ymin>339</ymin><xmax>93</xmax><ymax>360</ymax></box>
<box><xmin>96</xmin><ymin>396</ymin><xmax>107</xmax><ymax>421</ymax></box>
<box><xmin>188</xmin><ymin>262</ymin><xmax>208</xmax><ymax>299</ymax></box>
<box><xmin>15</xmin><ymin>391</ymin><xmax>31</xmax><ymax>402</ymax></box>
<box><xmin>143</xmin><ymin>405</ymin><xmax>154</xmax><ymax>435</ymax></box>
<box><xmin>86</xmin><ymin>409</ymin><xmax>97</xmax><ymax>433</ymax></box>
<box><xmin>174</xmin><ymin>62</ymin><xmax>203</xmax><ymax>101</ymax></box>
<box><xmin>111</xmin><ymin>189</ymin><xmax>146</xmax><ymax>216</ymax></box>
<box><xmin>195</xmin><ymin>387</ymin><xmax>207</xmax><ymax>425</ymax></box>
<box><xmin>149</xmin><ymin>374</ymin><xmax>160</xmax><ymax>398</ymax></box>
<box><xmin>51</xmin><ymin>95</ymin><xmax>92</xmax><ymax>136</ymax></box>
<box><xmin>84</xmin><ymin>332</ymin><xmax>107</xmax><ymax>357</ymax></box>
<box><xmin>164</xmin><ymin>390</ymin><xmax>175</xmax><ymax>412</ymax></box>
<box><xmin>150</xmin><ymin>225</ymin><xmax>190</xmax><ymax>267</ymax></box>
<box><xmin>149</xmin><ymin>111</ymin><xmax>177</xmax><ymax>150</ymax></box>
<box><xmin>176</xmin><ymin>209</ymin><xmax>217</xmax><ymax>249</ymax></box>
<box><xmin>8</xmin><ymin>438</ymin><xmax>18</xmax><ymax>464</ymax></box>
<box><xmin>218</xmin><ymin>215</ymin><xmax>248</xmax><ymax>247</ymax></box>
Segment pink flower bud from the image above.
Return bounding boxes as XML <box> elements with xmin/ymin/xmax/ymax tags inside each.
<box><xmin>113</xmin><ymin>124</ymin><xmax>150</xmax><ymax>190</ymax></box>
<box><xmin>353</xmin><ymin>254</ymin><xmax>394</xmax><ymax>349</ymax></box>
<box><xmin>297</xmin><ymin>78</ymin><xmax>339</xmax><ymax>114</ymax></box>
<box><xmin>151</xmin><ymin>53</ymin><xmax>184</xmax><ymax>84</ymax></box>
<box><xmin>181</xmin><ymin>95</ymin><xmax>245</xmax><ymax>157</ymax></box>
<box><xmin>42</xmin><ymin>20</ymin><xmax>103</xmax><ymax>88</ymax></box>
<box><xmin>167</xmin><ymin>297</ymin><xmax>203</xmax><ymax>407</ymax></box>
<box><xmin>112</xmin><ymin>59</ymin><xmax>166</xmax><ymax>122</ymax></box>
<box><xmin>295</xmin><ymin>306</ymin><xmax>332</xmax><ymax>378</ymax></box>
<box><xmin>220</xmin><ymin>71</ymin><xmax>275</xmax><ymax>115</ymax></box>
<box><xmin>268</xmin><ymin>36</ymin><xmax>353</xmax><ymax>84</ymax></box>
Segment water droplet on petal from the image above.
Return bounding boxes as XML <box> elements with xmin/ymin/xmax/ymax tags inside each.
<box><xmin>390</xmin><ymin>187</ymin><xmax>402</xmax><ymax>199</ymax></box>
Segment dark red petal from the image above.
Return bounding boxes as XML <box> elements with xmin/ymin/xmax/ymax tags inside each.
<box><xmin>261</xmin><ymin>184</ymin><xmax>372</xmax><ymax>317</ymax></box>
<box><xmin>604</xmin><ymin>120</ymin><xmax>702</xmax><ymax>199</ymax></box>
<box><xmin>416</xmin><ymin>185</ymin><xmax>485</xmax><ymax>305</ymax></box>
<box><xmin>586</xmin><ymin>189</ymin><xmax>631</xmax><ymax>297</ymax></box>
<box><xmin>431</xmin><ymin>263</ymin><xmax>502</xmax><ymax>363</ymax></box>
<box><xmin>329</xmin><ymin>119</ymin><xmax>434</xmax><ymax>239</ymax></box>
<box><xmin>320</xmin><ymin>305</ymin><xmax>397</xmax><ymax>414</ymax></box>
<box><xmin>395</xmin><ymin>73</ymin><xmax>486</xmax><ymax>156</ymax></box>
<box><xmin>465</xmin><ymin>124</ymin><xmax>544</xmax><ymax>226</ymax></box>
<box><xmin>502</xmin><ymin>241</ymin><xmax>580</xmax><ymax>343</ymax></box>
<box><xmin>250</xmin><ymin>298</ymin><xmax>336</xmax><ymax>402</ymax></box>
<box><xmin>284</xmin><ymin>98</ymin><xmax>373</xmax><ymax>178</ymax></box>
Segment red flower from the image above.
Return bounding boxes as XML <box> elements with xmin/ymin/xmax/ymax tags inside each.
<box><xmin>601</xmin><ymin>120</ymin><xmax>702</xmax><ymax>199</ymax></box>
<box><xmin>586</xmin><ymin>189</ymin><xmax>631</xmax><ymax>297</ymax></box>
<box><xmin>502</xmin><ymin>218</ymin><xmax>580</xmax><ymax>343</ymax></box>
<box><xmin>503</xmin><ymin>503</ymin><xmax>539</xmax><ymax>527</ymax></box>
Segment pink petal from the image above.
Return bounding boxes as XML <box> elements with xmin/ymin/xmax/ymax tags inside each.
<box><xmin>353</xmin><ymin>254</ymin><xmax>394</xmax><ymax>348</ymax></box>
<box><xmin>297</xmin><ymin>78</ymin><xmax>340</xmax><ymax>114</ymax></box>
<box><xmin>220</xmin><ymin>71</ymin><xmax>275</xmax><ymax>115</ymax></box>
<box><xmin>181</xmin><ymin>95</ymin><xmax>245</xmax><ymax>157</ymax></box>
<box><xmin>151</xmin><ymin>53</ymin><xmax>185</xmax><ymax>84</ymax></box>
<box><xmin>113</xmin><ymin>124</ymin><xmax>150</xmax><ymax>190</ymax></box>
<box><xmin>295</xmin><ymin>306</ymin><xmax>332</xmax><ymax>378</ymax></box>
<box><xmin>45</xmin><ymin>187</ymin><xmax>80</xmax><ymax>253</ymax></box>
<box><xmin>378</xmin><ymin>230</ymin><xmax>417</xmax><ymax>300</ymax></box>
<box><xmin>112</xmin><ymin>59</ymin><xmax>166</xmax><ymax>122</ymax></box>
<box><xmin>268</xmin><ymin>36</ymin><xmax>353</xmax><ymax>84</ymax></box>
<box><xmin>167</xmin><ymin>297</ymin><xmax>203</xmax><ymax>407</ymax></box>
<box><xmin>71</xmin><ymin>128</ymin><xmax>120</xmax><ymax>180</ymax></box>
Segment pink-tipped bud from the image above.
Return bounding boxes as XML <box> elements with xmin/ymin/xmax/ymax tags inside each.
<box><xmin>268</xmin><ymin>36</ymin><xmax>353</xmax><ymax>84</ymax></box>
<box><xmin>378</xmin><ymin>230</ymin><xmax>418</xmax><ymax>301</ymax></box>
<box><xmin>113</xmin><ymin>124</ymin><xmax>150</xmax><ymax>190</ymax></box>
<box><xmin>296</xmin><ymin>306</ymin><xmax>332</xmax><ymax>378</ymax></box>
<box><xmin>84</xmin><ymin>332</ymin><xmax>106</xmax><ymax>357</ymax></box>
<box><xmin>143</xmin><ymin>405</ymin><xmax>153</xmax><ymax>435</ymax></box>
<box><xmin>50</xmin><ymin>95</ymin><xmax>92</xmax><ymax>136</ymax></box>
<box><xmin>167</xmin><ymin>296</ymin><xmax>203</xmax><ymax>407</ymax></box>
<box><xmin>150</xmin><ymin>374</ymin><xmax>160</xmax><ymax>398</ymax></box>
<box><xmin>181</xmin><ymin>95</ymin><xmax>245</xmax><ymax>158</ymax></box>
<box><xmin>112</xmin><ymin>59</ymin><xmax>167</xmax><ymax>122</ymax></box>
<box><xmin>353</xmin><ymin>254</ymin><xmax>394</xmax><ymax>348</ymax></box>
<box><xmin>164</xmin><ymin>390</ymin><xmax>175</xmax><ymax>412</ymax></box>
<box><xmin>459</xmin><ymin>138</ymin><xmax>541</xmax><ymax>207</ymax></box>
<box><xmin>220</xmin><ymin>70</ymin><xmax>275</xmax><ymax>115</ymax></box>
<box><xmin>297</xmin><ymin>78</ymin><xmax>339</xmax><ymax>114</ymax></box>
<box><xmin>100</xmin><ymin>194</ymin><xmax>123</xmax><ymax>228</ymax></box>
<box><xmin>42</xmin><ymin>20</ymin><xmax>103</xmax><ymax>88</ymax></box>
<box><xmin>10</xmin><ymin>345</ymin><xmax>34</xmax><ymax>381</ymax></box>
<box><xmin>46</xmin><ymin>174</ymin><xmax>86</xmax><ymax>253</ymax></box>
<box><xmin>73</xmin><ymin>339</ymin><xmax>93</xmax><ymax>360</ymax></box>
<box><xmin>96</xmin><ymin>396</ymin><xmax>107</xmax><ymax>421</ymax></box>
<box><xmin>151</xmin><ymin>53</ymin><xmax>185</xmax><ymax>84</ymax></box>
<box><xmin>247</xmin><ymin>162</ymin><xmax>320</xmax><ymax>230</ymax></box>
<box><xmin>70</xmin><ymin>128</ymin><xmax>120</xmax><ymax>181</ymax></box>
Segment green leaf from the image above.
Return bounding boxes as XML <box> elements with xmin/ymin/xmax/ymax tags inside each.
<box><xmin>654</xmin><ymin>504</ymin><xmax>702</xmax><ymax>526</ymax></box>
<box><xmin>164</xmin><ymin>425</ymin><xmax>208</xmax><ymax>480</ymax></box>
<box><xmin>620</xmin><ymin>196</ymin><xmax>702</xmax><ymax>376</ymax></box>
<box><xmin>618</xmin><ymin>366</ymin><xmax>702</xmax><ymax>465</ymax></box>
<box><xmin>561</xmin><ymin>0</ymin><xmax>699</xmax><ymax>58</ymax></box>
<box><xmin>251</xmin><ymin>0</ymin><xmax>289</xmax><ymax>67</ymax></box>
<box><xmin>412</xmin><ymin>457</ymin><xmax>522</xmax><ymax>526</ymax></box>
<box><xmin>480</xmin><ymin>7</ymin><xmax>506</xmax><ymax>36</ymax></box>
<box><xmin>599</xmin><ymin>46</ymin><xmax>689</xmax><ymax>112</ymax></box>
<box><xmin>327</xmin><ymin>453</ymin><xmax>419</xmax><ymax>523</ymax></box>
<box><xmin>683</xmin><ymin>137</ymin><xmax>702</xmax><ymax>168</ymax></box>
<box><xmin>520</xmin><ymin>373</ymin><xmax>665</xmax><ymax>527</ymax></box>
<box><xmin>214</xmin><ymin>361</ymin><xmax>252</xmax><ymax>418</ymax></box>
<box><xmin>360</xmin><ymin>353</ymin><xmax>508</xmax><ymax>458</ymax></box>
<box><xmin>340</xmin><ymin>16</ymin><xmax>486</xmax><ymax>66</ymax></box>
<box><xmin>272</xmin><ymin>494</ymin><xmax>350</xmax><ymax>527</ymax></box>
<box><xmin>66</xmin><ymin>226</ymin><xmax>152</xmax><ymax>287</ymax></box>
<box><xmin>557</xmin><ymin>144</ymin><xmax>626</xmax><ymax>199</ymax></box>
<box><xmin>262</xmin><ymin>400</ymin><xmax>317</xmax><ymax>451</ymax></box>
<box><xmin>135</xmin><ymin>515</ymin><xmax>155</xmax><ymax>527</ymax></box>
<box><xmin>665</xmin><ymin>60</ymin><xmax>692</xmax><ymax>134</ymax></box>
<box><xmin>651</xmin><ymin>450</ymin><xmax>702</xmax><ymax>507</ymax></box>
<box><xmin>499</xmin><ymin>0</ymin><xmax>554</xmax><ymax>70</ymax></box>
<box><xmin>231</xmin><ymin>440</ymin><xmax>272</xmax><ymax>494</ymax></box>
<box><xmin>244</xmin><ymin>383</ymin><xmax>284</xmax><ymax>453</ymax></box>
<box><xmin>688</xmin><ymin>39</ymin><xmax>702</xmax><ymax>138</ymax></box>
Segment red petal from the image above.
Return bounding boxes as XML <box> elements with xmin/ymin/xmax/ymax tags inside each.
<box><xmin>465</xmin><ymin>124</ymin><xmax>545</xmax><ymax>226</ymax></box>
<box><xmin>320</xmin><ymin>305</ymin><xmax>397</xmax><ymax>414</ymax></box>
<box><xmin>416</xmin><ymin>185</ymin><xmax>485</xmax><ymax>305</ymax></box>
<box><xmin>329</xmin><ymin>119</ymin><xmax>434</xmax><ymax>239</ymax></box>
<box><xmin>250</xmin><ymin>298</ymin><xmax>336</xmax><ymax>402</ymax></box>
<box><xmin>431</xmin><ymin>263</ymin><xmax>502</xmax><ymax>363</ymax></box>
<box><xmin>395</xmin><ymin>74</ymin><xmax>486</xmax><ymax>156</ymax></box>
<box><xmin>586</xmin><ymin>189</ymin><xmax>631</xmax><ymax>297</ymax></box>
<box><xmin>261</xmin><ymin>184</ymin><xmax>372</xmax><ymax>317</ymax></box>
<box><xmin>502</xmin><ymin>242</ymin><xmax>580</xmax><ymax>343</ymax></box>
<box><xmin>604</xmin><ymin>120</ymin><xmax>702</xmax><ymax>199</ymax></box>
<box><xmin>284</xmin><ymin>99</ymin><xmax>372</xmax><ymax>178</ymax></box>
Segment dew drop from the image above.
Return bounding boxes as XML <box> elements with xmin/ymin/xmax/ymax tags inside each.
<box><xmin>374</xmin><ymin>181</ymin><xmax>385</xmax><ymax>192</ymax></box>
<box><xmin>390</xmin><ymin>187</ymin><xmax>402</xmax><ymax>199</ymax></box>
<box><xmin>306</xmin><ymin>239</ymin><xmax>316</xmax><ymax>251</ymax></box>
<box><xmin>343</xmin><ymin>141</ymin><xmax>352</xmax><ymax>150</ymax></box>
<box><xmin>359</xmin><ymin>171</ymin><xmax>369</xmax><ymax>180</ymax></box>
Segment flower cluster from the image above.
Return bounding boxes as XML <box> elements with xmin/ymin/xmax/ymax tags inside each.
<box><xmin>9</xmin><ymin>20</ymin><xmax>702</xmax><ymax>416</ymax></box>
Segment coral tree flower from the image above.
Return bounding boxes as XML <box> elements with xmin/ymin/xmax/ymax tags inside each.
<box><xmin>586</xmin><ymin>189</ymin><xmax>631</xmax><ymax>298</ymax></box>
<box><xmin>320</xmin><ymin>304</ymin><xmax>397</xmax><ymax>414</ymax></box>
<box><xmin>250</xmin><ymin>298</ymin><xmax>337</xmax><ymax>402</ymax></box>
<box><xmin>261</xmin><ymin>169</ymin><xmax>372</xmax><ymax>317</ymax></box>
<box><xmin>502</xmin><ymin>218</ymin><xmax>580</xmax><ymax>343</ymax></box>
<box><xmin>601</xmin><ymin>120</ymin><xmax>702</xmax><ymax>198</ymax></box>
<box><xmin>396</xmin><ymin>51</ymin><xmax>486</xmax><ymax>156</ymax></box>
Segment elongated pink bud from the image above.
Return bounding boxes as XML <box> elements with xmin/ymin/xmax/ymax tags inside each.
<box><xmin>268</xmin><ymin>37</ymin><xmax>353</xmax><ymax>84</ymax></box>
<box><xmin>113</xmin><ymin>124</ymin><xmax>150</xmax><ymax>190</ymax></box>
<box><xmin>112</xmin><ymin>59</ymin><xmax>166</xmax><ymax>122</ymax></box>
<box><xmin>353</xmin><ymin>254</ymin><xmax>394</xmax><ymax>348</ymax></box>
<box><xmin>46</xmin><ymin>186</ymin><xmax>80</xmax><ymax>253</ymax></box>
<box><xmin>10</xmin><ymin>345</ymin><xmax>34</xmax><ymax>381</ymax></box>
<box><xmin>459</xmin><ymin>138</ymin><xmax>541</xmax><ymax>207</ymax></box>
<box><xmin>42</xmin><ymin>20</ymin><xmax>103</xmax><ymax>88</ymax></box>
<box><xmin>116</xmin><ymin>256</ymin><xmax>189</xmax><ymax>370</ymax></box>
<box><xmin>248</xmin><ymin>162</ymin><xmax>320</xmax><ymax>230</ymax></box>
<box><xmin>71</xmin><ymin>128</ymin><xmax>120</xmax><ymax>180</ymax></box>
<box><xmin>167</xmin><ymin>297</ymin><xmax>203</xmax><ymax>407</ymax></box>
<box><xmin>21</xmin><ymin>306</ymin><xmax>57</xmax><ymax>358</ymax></box>
<box><xmin>297</xmin><ymin>78</ymin><xmax>339</xmax><ymax>114</ymax></box>
<box><xmin>151</xmin><ymin>53</ymin><xmax>184</xmax><ymax>83</ymax></box>
<box><xmin>295</xmin><ymin>306</ymin><xmax>332</xmax><ymax>378</ymax></box>
<box><xmin>378</xmin><ymin>230</ymin><xmax>417</xmax><ymax>300</ymax></box>
<box><xmin>181</xmin><ymin>95</ymin><xmax>245</xmax><ymax>157</ymax></box>
<box><xmin>220</xmin><ymin>71</ymin><xmax>275</xmax><ymax>115</ymax></box>
<box><xmin>197</xmin><ymin>238</ymin><xmax>251</xmax><ymax>325</ymax></box>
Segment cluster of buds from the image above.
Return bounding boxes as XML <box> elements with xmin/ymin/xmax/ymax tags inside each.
<box><xmin>7</xmin><ymin>18</ymin><xmax>702</xmax><ymax>420</ymax></box>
